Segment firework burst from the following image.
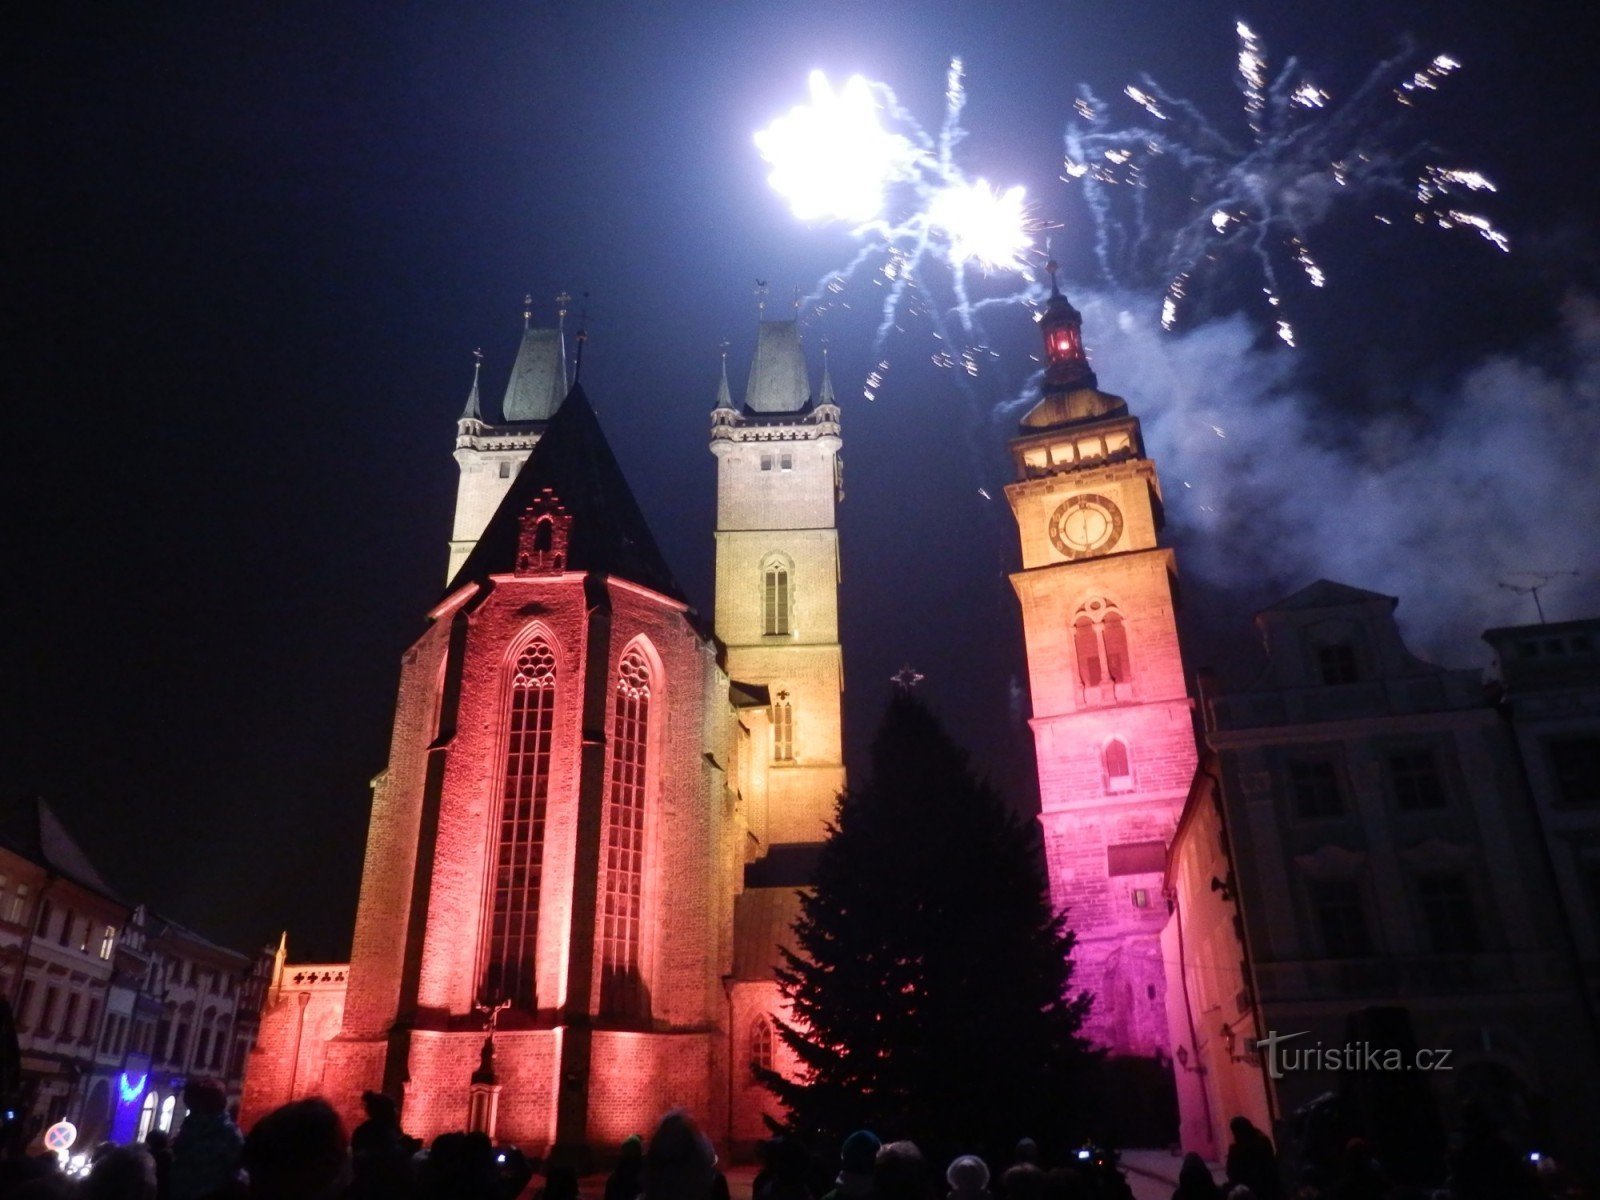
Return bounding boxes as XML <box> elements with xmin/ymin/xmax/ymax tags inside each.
<box><xmin>1064</xmin><ymin>24</ymin><xmax>1508</xmax><ymax>340</ymax></box>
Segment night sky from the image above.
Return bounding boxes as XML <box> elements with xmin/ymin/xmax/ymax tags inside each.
<box><xmin>9</xmin><ymin>1</ymin><xmax>1598</xmax><ymax>961</ymax></box>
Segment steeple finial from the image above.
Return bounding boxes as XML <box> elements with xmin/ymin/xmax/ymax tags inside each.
<box><xmin>1046</xmin><ymin>259</ymin><xmax>1062</xmax><ymax>297</ymax></box>
<box><xmin>523</xmin><ymin>294</ymin><xmax>533</xmax><ymax>330</ymax></box>
<box><xmin>556</xmin><ymin>291</ymin><xmax>571</xmax><ymax>332</ymax></box>
<box><xmin>461</xmin><ymin>347</ymin><xmax>485</xmax><ymax>420</ymax></box>
<box><xmin>573</xmin><ymin>293</ymin><xmax>590</xmax><ymax>385</ymax></box>
<box><xmin>755</xmin><ymin>279</ymin><xmax>769</xmax><ymax>316</ymax></box>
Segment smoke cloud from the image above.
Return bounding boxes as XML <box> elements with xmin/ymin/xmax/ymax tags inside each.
<box><xmin>1002</xmin><ymin>291</ymin><xmax>1600</xmax><ymax>665</ymax></box>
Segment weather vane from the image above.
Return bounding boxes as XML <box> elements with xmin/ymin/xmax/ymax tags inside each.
<box><xmin>890</xmin><ymin>664</ymin><xmax>926</xmax><ymax>690</ymax></box>
<box><xmin>522</xmin><ymin>293</ymin><xmax>533</xmax><ymax>330</ymax></box>
<box><xmin>755</xmin><ymin>280</ymin><xmax>769</xmax><ymax>315</ymax></box>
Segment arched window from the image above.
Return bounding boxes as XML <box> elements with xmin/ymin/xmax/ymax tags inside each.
<box><xmin>600</xmin><ymin>648</ymin><xmax>651</xmax><ymax>1019</ymax></box>
<box><xmin>773</xmin><ymin>691</ymin><xmax>794</xmax><ymax>763</ymax></box>
<box><xmin>1073</xmin><ymin>598</ymin><xmax>1134</xmax><ymax>696</ymax></box>
<box><xmin>762</xmin><ymin>558</ymin><xmax>792</xmax><ymax>636</ymax></box>
<box><xmin>1103</xmin><ymin>739</ymin><xmax>1133</xmax><ymax>793</ymax></box>
<box><xmin>749</xmin><ymin>1015</ymin><xmax>775</xmax><ymax>1079</ymax></box>
<box><xmin>481</xmin><ymin>637</ymin><xmax>557</xmax><ymax>1011</ymax></box>
<box><xmin>532</xmin><ymin>518</ymin><xmax>553</xmax><ymax>554</ymax></box>
<box><xmin>1073</xmin><ymin>616</ymin><xmax>1102</xmax><ymax>687</ymax></box>
<box><xmin>137</xmin><ymin>1092</ymin><xmax>158</xmax><ymax>1141</ymax></box>
<box><xmin>158</xmin><ymin>1094</ymin><xmax>176</xmax><ymax>1133</ymax></box>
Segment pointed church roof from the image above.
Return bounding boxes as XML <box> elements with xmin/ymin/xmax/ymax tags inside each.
<box><xmin>744</xmin><ymin>320</ymin><xmax>810</xmax><ymax>414</ymax></box>
<box><xmin>448</xmin><ymin>385</ymin><xmax>688</xmax><ymax>604</ymax></box>
<box><xmin>501</xmin><ymin>327</ymin><xmax>568</xmax><ymax>422</ymax></box>
<box><xmin>714</xmin><ymin>352</ymin><xmax>734</xmax><ymax>412</ymax></box>
<box><xmin>460</xmin><ymin>354</ymin><xmax>484</xmax><ymax>421</ymax></box>
<box><xmin>1260</xmin><ymin>579</ymin><xmax>1398</xmax><ymax>614</ymax></box>
<box><xmin>0</xmin><ymin>797</ymin><xmax>125</xmax><ymax>905</ymax></box>
<box><xmin>818</xmin><ymin>349</ymin><xmax>836</xmax><ymax>406</ymax></box>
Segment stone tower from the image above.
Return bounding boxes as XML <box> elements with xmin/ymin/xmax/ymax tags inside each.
<box><xmin>709</xmin><ymin>318</ymin><xmax>846</xmax><ymax>1151</ymax></box>
<box><xmin>1005</xmin><ymin>270</ymin><xmax>1197</xmax><ymax>1060</ymax></box>
<box><xmin>709</xmin><ymin>320</ymin><xmax>845</xmax><ymax>847</ymax></box>
<box><xmin>448</xmin><ymin>298</ymin><xmax>568</xmax><ymax>582</ymax></box>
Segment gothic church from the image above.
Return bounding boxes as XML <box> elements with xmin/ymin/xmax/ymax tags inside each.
<box><xmin>242</xmin><ymin>284</ymin><xmax>1188</xmax><ymax>1156</ymax></box>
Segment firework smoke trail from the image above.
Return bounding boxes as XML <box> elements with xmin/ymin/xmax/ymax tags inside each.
<box><xmin>1064</xmin><ymin>24</ymin><xmax>1508</xmax><ymax>340</ymax></box>
<box><xmin>757</xmin><ymin>60</ymin><xmax>1044</xmax><ymax>402</ymax></box>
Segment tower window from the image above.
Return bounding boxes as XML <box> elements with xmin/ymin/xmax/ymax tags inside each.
<box><xmin>1073</xmin><ymin>599</ymin><xmax>1134</xmax><ymax>698</ymax></box>
<box><xmin>773</xmin><ymin>692</ymin><xmax>794</xmax><ymax>762</ymax></box>
<box><xmin>480</xmin><ymin>637</ymin><xmax>557</xmax><ymax>1011</ymax></box>
<box><xmin>779</xmin><ymin>452</ymin><xmax>793</xmax><ymax>471</ymax></box>
<box><xmin>1103</xmin><ymin>739</ymin><xmax>1134</xmax><ymax>794</ymax></box>
<box><xmin>1416</xmin><ymin>873</ymin><xmax>1483</xmax><ymax>954</ymax></box>
<box><xmin>1310</xmin><ymin>879</ymin><xmax>1372</xmax><ymax>959</ymax></box>
<box><xmin>1547</xmin><ymin>736</ymin><xmax>1600</xmax><ymax>805</ymax></box>
<box><xmin>762</xmin><ymin>560</ymin><xmax>793</xmax><ymax>636</ymax></box>
<box><xmin>760</xmin><ymin>454</ymin><xmax>774</xmax><ymax>471</ymax></box>
<box><xmin>600</xmin><ymin>647</ymin><xmax>651</xmax><ymax>1020</ymax></box>
<box><xmin>499</xmin><ymin>461</ymin><xmax>513</xmax><ymax>479</ymax></box>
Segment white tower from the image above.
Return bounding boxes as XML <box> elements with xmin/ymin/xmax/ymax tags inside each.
<box><xmin>448</xmin><ymin>296</ymin><xmax>569</xmax><ymax>582</ymax></box>
<box><xmin>710</xmin><ymin>320</ymin><xmax>846</xmax><ymax>847</ymax></box>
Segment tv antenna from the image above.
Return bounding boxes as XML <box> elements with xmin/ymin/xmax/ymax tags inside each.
<box><xmin>1497</xmin><ymin>570</ymin><xmax>1578</xmax><ymax>624</ymax></box>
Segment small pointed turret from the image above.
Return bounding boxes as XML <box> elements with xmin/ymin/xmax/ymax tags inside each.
<box><xmin>714</xmin><ymin>342</ymin><xmax>734</xmax><ymax>411</ymax></box>
<box><xmin>460</xmin><ymin>348</ymin><xmax>485</xmax><ymax>421</ymax></box>
<box><xmin>818</xmin><ymin>342</ymin><xmax>837</xmax><ymax>408</ymax></box>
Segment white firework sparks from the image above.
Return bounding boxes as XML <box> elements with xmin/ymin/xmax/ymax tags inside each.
<box><xmin>1064</xmin><ymin>24</ymin><xmax>1509</xmax><ymax>335</ymax></box>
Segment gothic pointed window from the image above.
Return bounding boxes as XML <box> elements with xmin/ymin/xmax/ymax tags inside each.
<box><xmin>1074</xmin><ymin>617</ymin><xmax>1102</xmax><ymax>687</ymax></box>
<box><xmin>1102</xmin><ymin>612</ymin><xmax>1130</xmax><ymax>683</ymax></box>
<box><xmin>600</xmin><ymin>648</ymin><xmax>651</xmax><ymax>1020</ymax></box>
<box><xmin>749</xmin><ymin>1015</ymin><xmax>775</xmax><ymax>1080</ymax></box>
<box><xmin>532</xmin><ymin>518</ymin><xmax>553</xmax><ymax>554</ymax></box>
<box><xmin>773</xmin><ymin>692</ymin><xmax>795</xmax><ymax>763</ymax></box>
<box><xmin>1073</xmin><ymin>598</ymin><xmax>1135</xmax><ymax>698</ymax></box>
<box><xmin>762</xmin><ymin>557</ymin><xmax>793</xmax><ymax>636</ymax></box>
<box><xmin>480</xmin><ymin>637</ymin><xmax>557</xmax><ymax>1011</ymax></box>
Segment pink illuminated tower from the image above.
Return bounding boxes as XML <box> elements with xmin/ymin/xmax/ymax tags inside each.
<box><xmin>1005</xmin><ymin>267</ymin><xmax>1198</xmax><ymax>1063</ymax></box>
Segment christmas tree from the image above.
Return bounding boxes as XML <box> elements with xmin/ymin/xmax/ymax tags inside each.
<box><xmin>759</xmin><ymin>689</ymin><xmax>1096</xmax><ymax>1161</ymax></box>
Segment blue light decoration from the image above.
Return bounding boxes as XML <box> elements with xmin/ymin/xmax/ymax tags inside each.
<box><xmin>110</xmin><ymin>1070</ymin><xmax>150</xmax><ymax>1143</ymax></box>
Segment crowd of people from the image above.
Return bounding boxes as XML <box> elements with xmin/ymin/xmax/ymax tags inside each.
<box><xmin>0</xmin><ymin>1088</ymin><xmax>1582</xmax><ymax>1200</ymax></box>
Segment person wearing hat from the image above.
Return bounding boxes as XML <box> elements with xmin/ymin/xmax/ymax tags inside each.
<box><xmin>822</xmin><ymin>1130</ymin><xmax>881</xmax><ymax>1200</ymax></box>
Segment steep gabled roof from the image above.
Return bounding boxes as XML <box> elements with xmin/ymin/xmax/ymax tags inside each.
<box><xmin>447</xmin><ymin>385</ymin><xmax>687</xmax><ymax>605</ymax></box>
<box><xmin>0</xmin><ymin>797</ymin><xmax>125</xmax><ymax>905</ymax></box>
<box><xmin>744</xmin><ymin>320</ymin><xmax>810</xmax><ymax>414</ymax></box>
<box><xmin>501</xmin><ymin>327</ymin><xmax>567</xmax><ymax>422</ymax></box>
<box><xmin>1260</xmin><ymin>579</ymin><xmax>1398</xmax><ymax>614</ymax></box>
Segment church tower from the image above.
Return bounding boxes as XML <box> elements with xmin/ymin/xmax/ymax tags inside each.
<box><xmin>709</xmin><ymin>317</ymin><xmax>845</xmax><ymax>1152</ymax></box>
<box><xmin>448</xmin><ymin>296</ymin><xmax>569</xmax><ymax>582</ymax></box>
<box><xmin>709</xmin><ymin>319</ymin><xmax>845</xmax><ymax>847</ymax></box>
<box><xmin>1005</xmin><ymin>268</ymin><xmax>1197</xmax><ymax>1060</ymax></box>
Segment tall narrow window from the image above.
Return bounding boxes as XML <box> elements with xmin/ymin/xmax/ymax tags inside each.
<box><xmin>763</xmin><ymin>561</ymin><xmax>792</xmax><ymax>636</ymax></box>
<box><xmin>600</xmin><ymin>648</ymin><xmax>651</xmax><ymax>1019</ymax></box>
<box><xmin>1417</xmin><ymin>874</ymin><xmax>1482</xmax><ymax>954</ymax></box>
<box><xmin>1073</xmin><ymin>599</ymin><xmax>1134</xmax><ymax>695</ymax></box>
<box><xmin>773</xmin><ymin>692</ymin><xmax>795</xmax><ymax>762</ymax></box>
<box><xmin>1074</xmin><ymin>617</ymin><xmax>1102</xmax><ymax>687</ymax></box>
<box><xmin>1102</xmin><ymin>612</ymin><xmax>1130</xmax><ymax>683</ymax></box>
<box><xmin>481</xmin><ymin>638</ymin><xmax>557</xmax><ymax>1011</ymax></box>
<box><xmin>1311</xmin><ymin>879</ymin><xmax>1373</xmax><ymax>958</ymax></box>
<box><xmin>749</xmin><ymin>1015</ymin><xmax>775</xmax><ymax>1079</ymax></box>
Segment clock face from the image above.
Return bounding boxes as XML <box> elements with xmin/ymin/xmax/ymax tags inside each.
<box><xmin>1049</xmin><ymin>494</ymin><xmax>1123</xmax><ymax>559</ymax></box>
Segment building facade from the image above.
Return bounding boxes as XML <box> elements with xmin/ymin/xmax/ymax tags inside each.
<box><xmin>0</xmin><ymin>800</ymin><xmax>268</xmax><ymax>1150</ymax></box>
<box><xmin>243</xmin><ymin>314</ymin><xmax>844</xmax><ymax>1160</ymax></box>
<box><xmin>1004</xmin><ymin>273</ymin><xmax>1196</xmax><ymax>1067</ymax></box>
<box><xmin>1165</xmin><ymin>582</ymin><xmax>1600</xmax><ymax>1178</ymax></box>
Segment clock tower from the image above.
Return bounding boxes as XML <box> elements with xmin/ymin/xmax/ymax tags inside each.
<box><xmin>1006</xmin><ymin>268</ymin><xmax>1197</xmax><ymax>1061</ymax></box>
